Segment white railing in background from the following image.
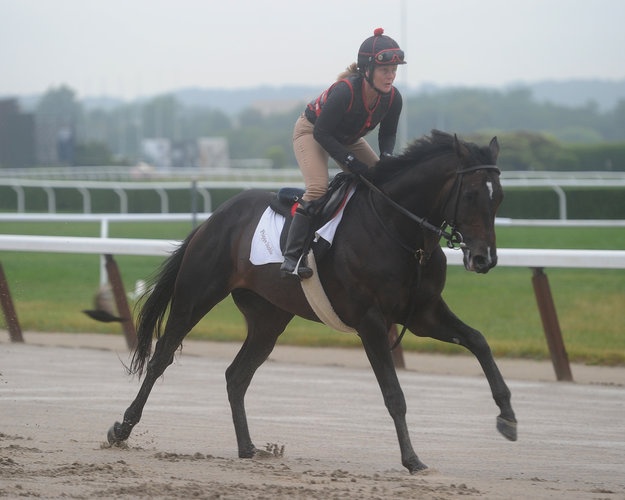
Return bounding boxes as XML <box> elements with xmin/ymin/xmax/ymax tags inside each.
<box><xmin>0</xmin><ymin>162</ymin><xmax>276</xmax><ymax>181</ymax></box>
<box><xmin>1</xmin><ymin>170</ymin><xmax>624</xmax><ymax>218</ymax></box>
<box><xmin>1</xmin><ymin>233</ymin><xmax>623</xmax><ymax>382</ymax></box>
<box><xmin>500</xmin><ymin>171</ymin><xmax>625</xmax><ymax>220</ymax></box>
<box><xmin>2</xmin><ymin>213</ymin><xmax>624</xmax><ymax>284</ymax></box>
<box><xmin>0</xmin><ymin>213</ymin><xmax>210</xmax><ymax>285</ymax></box>
<box><xmin>2</xmin><ymin>212</ymin><xmax>624</xmax><ymax>231</ymax></box>
<box><xmin>0</xmin><ymin>212</ymin><xmax>213</xmax><ymax>237</ymax></box>
<box><xmin>494</xmin><ymin>218</ymin><xmax>625</xmax><ymax>227</ymax></box>
<box><xmin>0</xmin><ymin>234</ymin><xmax>177</xmax><ymax>256</ymax></box>
<box><xmin>2</xmin><ymin>167</ymin><xmax>623</xmax><ymax>183</ymax></box>
<box><xmin>0</xmin><ymin>178</ymin><xmax>303</xmax><ymax>214</ymax></box>
<box><xmin>1</xmin><ymin>234</ymin><xmax>624</xmax><ymax>269</ymax></box>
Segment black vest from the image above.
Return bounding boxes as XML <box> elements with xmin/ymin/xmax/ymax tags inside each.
<box><xmin>305</xmin><ymin>75</ymin><xmax>397</xmax><ymax>145</ymax></box>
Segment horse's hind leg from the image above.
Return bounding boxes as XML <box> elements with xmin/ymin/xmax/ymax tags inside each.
<box><xmin>415</xmin><ymin>298</ymin><xmax>517</xmax><ymax>441</ymax></box>
<box><xmin>108</xmin><ymin>288</ymin><xmax>230</xmax><ymax>445</ymax></box>
<box><xmin>108</xmin><ymin>322</ymin><xmax>187</xmax><ymax>443</ymax></box>
<box><xmin>226</xmin><ymin>289</ymin><xmax>293</xmax><ymax>458</ymax></box>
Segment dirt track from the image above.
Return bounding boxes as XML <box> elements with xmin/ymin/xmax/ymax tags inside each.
<box><xmin>1</xmin><ymin>332</ymin><xmax>624</xmax><ymax>499</ymax></box>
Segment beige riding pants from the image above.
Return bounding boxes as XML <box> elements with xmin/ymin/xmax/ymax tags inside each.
<box><xmin>293</xmin><ymin>114</ymin><xmax>379</xmax><ymax>202</ymax></box>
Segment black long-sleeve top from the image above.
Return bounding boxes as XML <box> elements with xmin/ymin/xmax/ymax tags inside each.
<box><xmin>304</xmin><ymin>74</ymin><xmax>403</xmax><ymax>165</ymax></box>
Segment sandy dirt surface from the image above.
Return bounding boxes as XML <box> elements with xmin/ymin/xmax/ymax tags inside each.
<box><xmin>1</xmin><ymin>331</ymin><xmax>624</xmax><ymax>499</ymax></box>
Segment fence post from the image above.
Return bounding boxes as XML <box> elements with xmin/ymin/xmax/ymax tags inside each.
<box><xmin>531</xmin><ymin>267</ymin><xmax>573</xmax><ymax>381</ymax></box>
<box><xmin>191</xmin><ymin>179</ymin><xmax>198</xmax><ymax>229</ymax></box>
<box><xmin>0</xmin><ymin>262</ymin><xmax>24</xmax><ymax>343</ymax></box>
<box><xmin>105</xmin><ymin>254</ymin><xmax>137</xmax><ymax>350</ymax></box>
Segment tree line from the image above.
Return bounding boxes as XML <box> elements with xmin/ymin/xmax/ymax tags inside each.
<box><xmin>11</xmin><ymin>84</ymin><xmax>625</xmax><ymax>171</ymax></box>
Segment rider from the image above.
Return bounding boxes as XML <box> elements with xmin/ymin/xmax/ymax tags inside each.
<box><xmin>280</xmin><ymin>27</ymin><xmax>406</xmax><ymax>279</ymax></box>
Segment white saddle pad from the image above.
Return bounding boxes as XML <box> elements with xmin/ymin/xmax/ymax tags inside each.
<box><xmin>249</xmin><ymin>188</ymin><xmax>354</xmax><ymax>266</ymax></box>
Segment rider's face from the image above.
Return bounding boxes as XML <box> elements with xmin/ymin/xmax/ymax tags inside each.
<box><xmin>372</xmin><ymin>65</ymin><xmax>398</xmax><ymax>93</ymax></box>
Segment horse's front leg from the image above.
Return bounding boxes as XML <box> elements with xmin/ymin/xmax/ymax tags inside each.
<box><xmin>358</xmin><ymin>309</ymin><xmax>427</xmax><ymax>473</ymax></box>
<box><xmin>415</xmin><ymin>298</ymin><xmax>517</xmax><ymax>441</ymax></box>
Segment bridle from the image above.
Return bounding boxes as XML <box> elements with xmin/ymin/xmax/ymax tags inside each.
<box><xmin>360</xmin><ymin>163</ymin><xmax>501</xmax><ymax>252</ymax></box>
<box><xmin>437</xmin><ymin>164</ymin><xmax>501</xmax><ymax>248</ymax></box>
<box><xmin>358</xmin><ymin>163</ymin><xmax>501</xmax><ymax>350</ymax></box>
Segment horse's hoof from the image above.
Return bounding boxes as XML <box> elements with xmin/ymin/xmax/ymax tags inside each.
<box><xmin>405</xmin><ymin>456</ymin><xmax>428</xmax><ymax>474</ymax></box>
<box><xmin>497</xmin><ymin>416</ymin><xmax>518</xmax><ymax>441</ymax></box>
<box><xmin>238</xmin><ymin>446</ymin><xmax>256</xmax><ymax>459</ymax></box>
<box><xmin>107</xmin><ymin>422</ymin><xmax>124</xmax><ymax>445</ymax></box>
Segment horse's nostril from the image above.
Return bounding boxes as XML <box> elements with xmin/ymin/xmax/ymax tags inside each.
<box><xmin>474</xmin><ymin>255</ymin><xmax>487</xmax><ymax>266</ymax></box>
<box><xmin>472</xmin><ymin>254</ymin><xmax>492</xmax><ymax>273</ymax></box>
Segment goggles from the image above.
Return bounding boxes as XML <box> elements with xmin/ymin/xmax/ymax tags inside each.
<box><xmin>374</xmin><ymin>49</ymin><xmax>405</xmax><ymax>65</ymax></box>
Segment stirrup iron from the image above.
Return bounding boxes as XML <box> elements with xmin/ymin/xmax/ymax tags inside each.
<box><xmin>294</xmin><ymin>253</ymin><xmax>313</xmax><ymax>279</ymax></box>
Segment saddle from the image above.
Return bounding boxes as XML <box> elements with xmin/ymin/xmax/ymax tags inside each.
<box><xmin>270</xmin><ymin>172</ymin><xmax>356</xmax><ymax>257</ymax></box>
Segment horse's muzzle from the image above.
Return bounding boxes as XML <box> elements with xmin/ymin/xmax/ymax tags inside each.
<box><xmin>462</xmin><ymin>247</ymin><xmax>497</xmax><ymax>274</ymax></box>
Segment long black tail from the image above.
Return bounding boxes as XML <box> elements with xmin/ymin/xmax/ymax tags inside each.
<box><xmin>129</xmin><ymin>227</ymin><xmax>200</xmax><ymax>376</ymax></box>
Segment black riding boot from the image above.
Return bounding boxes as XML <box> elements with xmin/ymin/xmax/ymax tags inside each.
<box><xmin>280</xmin><ymin>208</ymin><xmax>314</xmax><ymax>279</ymax></box>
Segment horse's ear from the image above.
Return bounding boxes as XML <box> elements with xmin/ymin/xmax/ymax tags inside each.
<box><xmin>453</xmin><ymin>134</ymin><xmax>471</xmax><ymax>160</ymax></box>
<box><xmin>489</xmin><ymin>136</ymin><xmax>500</xmax><ymax>163</ymax></box>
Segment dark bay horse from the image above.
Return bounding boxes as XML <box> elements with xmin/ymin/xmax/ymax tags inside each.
<box><xmin>107</xmin><ymin>130</ymin><xmax>517</xmax><ymax>473</ymax></box>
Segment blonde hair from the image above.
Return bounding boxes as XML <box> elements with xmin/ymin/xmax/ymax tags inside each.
<box><xmin>336</xmin><ymin>62</ymin><xmax>360</xmax><ymax>81</ymax></box>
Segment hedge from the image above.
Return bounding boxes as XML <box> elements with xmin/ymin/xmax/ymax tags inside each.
<box><xmin>1</xmin><ymin>185</ymin><xmax>623</xmax><ymax>220</ymax></box>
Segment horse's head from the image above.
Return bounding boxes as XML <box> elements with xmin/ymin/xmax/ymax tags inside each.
<box><xmin>365</xmin><ymin>131</ymin><xmax>503</xmax><ymax>273</ymax></box>
<box><xmin>443</xmin><ymin>135</ymin><xmax>503</xmax><ymax>274</ymax></box>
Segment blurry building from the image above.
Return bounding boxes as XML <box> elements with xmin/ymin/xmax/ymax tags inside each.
<box><xmin>197</xmin><ymin>137</ymin><xmax>229</xmax><ymax>169</ymax></box>
<box><xmin>141</xmin><ymin>138</ymin><xmax>171</xmax><ymax>169</ymax></box>
<box><xmin>35</xmin><ymin>112</ymin><xmax>75</xmax><ymax>166</ymax></box>
<box><xmin>0</xmin><ymin>99</ymin><xmax>36</xmax><ymax>168</ymax></box>
<box><xmin>171</xmin><ymin>140</ymin><xmax>197</xmax><ymax>168</ymax></box>
<box><xmin>56</xmin><ymin>126</ymin><xmax>75</xmax><ymax>165</ymax></box>
<box><xmin>141</xmin><ymin>136</ymin><xmax>230</xmax><ymax>169</ymax></box>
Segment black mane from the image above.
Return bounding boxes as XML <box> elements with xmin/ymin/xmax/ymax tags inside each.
<box><xmin>366</xmin><ymin>130</ymin><xmax>494</xmax><ymax>184</ymax></box>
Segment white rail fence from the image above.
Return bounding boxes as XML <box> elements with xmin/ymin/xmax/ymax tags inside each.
<box><xmin>2</xmin><ymin>213</ymin><xmax>624</xmax><ymax>286</ymax></box>
<box><xmin>1</xmin><ymin>233</ymin><xmax>624</xmax><ymax>268</ymax></box>
<box><xmin>3</xmin><ymin>212</ymin><xmax>625</xmax><ymax>228</ymax></box>
<box><xmin>2</xmin><ymin>170</ymin><xmax>625</xmax><ymax>219</ymax></box>
<box><xmin>1</xmin><ymin>233</ymin><xmax>624</xmax><ymax>382</ymax></box>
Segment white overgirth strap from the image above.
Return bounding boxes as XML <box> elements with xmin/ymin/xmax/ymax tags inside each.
<box><xmin>299</xmin><ymin>250</ymin><xmax>357</xmax><ymax>334</ymax></box>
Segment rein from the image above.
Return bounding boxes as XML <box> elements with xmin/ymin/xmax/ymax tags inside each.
<box><xmin>359</xmin><ymin>175</ymin><xmax>464</xmax><ymax>250</ymax></box>
<box><xmin>359</xmin><ymin>164</ymin><xmax>500</xmax><ymax>249</ymax></box>
<box><xmin>358</xmin><ymin>163</ymin><xmax>501</xmax><ymax>350</ymax></box>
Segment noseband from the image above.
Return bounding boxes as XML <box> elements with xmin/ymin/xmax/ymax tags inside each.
<box><xmin>360</xmin><ymin>164</ymin><xmax>501</xmax><ymax>251</ymax></box>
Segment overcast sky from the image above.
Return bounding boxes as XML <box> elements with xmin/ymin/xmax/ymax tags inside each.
<box><xmin>1</xmin><ymin>0</ymin><xmax>624</xmax><ymax>100</ymax></box>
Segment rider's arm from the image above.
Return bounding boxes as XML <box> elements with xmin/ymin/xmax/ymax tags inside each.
<box><xmin>312</xmin><ymin>81</ymin><xmax>355</xmax><ymax>166</ymax></box>
<box><xmin>378</xmin><ymin>89</ymin><xmax>403</xmax><ymax>157</ymax></box>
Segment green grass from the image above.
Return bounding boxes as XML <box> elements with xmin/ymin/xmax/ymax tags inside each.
<box><xmin>1</xmin><ymin>221</ymin><xmax>624</xmax><ymax>365</ymax></box>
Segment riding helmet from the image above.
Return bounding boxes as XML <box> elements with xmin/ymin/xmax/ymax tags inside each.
<box><xmin>357</xmin><ymin>27</ymin><xmax>406</xmax><ymax>73</ymax></box>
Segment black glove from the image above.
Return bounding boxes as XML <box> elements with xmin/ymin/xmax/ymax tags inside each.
<box><xmin>343</xmin><ymin>152</ymin><xmax>369</xmax><ymax>175</ymax></box>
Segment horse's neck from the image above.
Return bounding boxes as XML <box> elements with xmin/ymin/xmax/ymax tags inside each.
<box><xmin>382</xmin><ymin>161</ymin><xmax>454</xmax><ymax>223</ymax></box>
<box><xmin>363</xmin><ymin>160</ymin><xmax>456</xmax><ymax>256</ymax></box>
